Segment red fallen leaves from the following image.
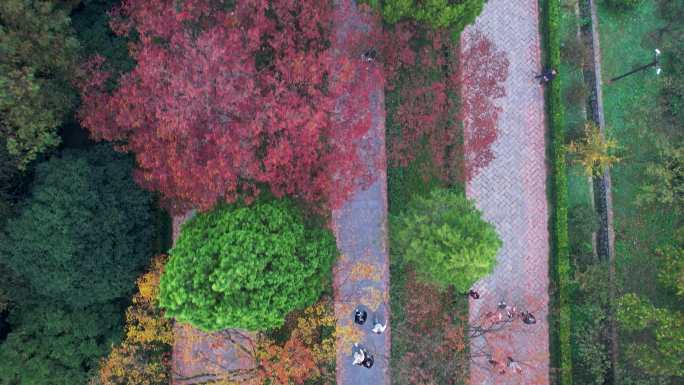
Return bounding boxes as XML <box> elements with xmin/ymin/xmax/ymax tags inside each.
<box><xmin>77</xmin><ymin>0</ymin><xmax>372</xmax><ymax>213</ymax></box>
<box><xmin>381</xmin><ymin>22</ymin><xmax>508</xmax><ymax>183</ymax></box>
<box><xmin>395</xmin><ymin>270</ymin><xmax>469</xmax><ymax>385</ymax></box>
<box><xmin>459</xmin><ymin>29</ymin><xmax>509</xmax><ymax>180</ymax></box>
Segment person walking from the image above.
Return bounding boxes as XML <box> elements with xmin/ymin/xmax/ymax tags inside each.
<box><xmin>361</xmin><ymin>49</ymin><xmax>377</xmax><ymax>62</ymax></box>
<box><xmin>467</xmin><ymin>289</ymin><xmax>480</xmax><ymax>299</ymax></box>
<box><xmin>362</xmin><ymin>353</ymin><xmax>374</xmax><ymax>368</ymax></box>
<box><xmin>488</xmin><ymin>356</ymin><xmax>506</xmax><ymax>375</ymax></box>
<box><xmin>354</xmin><ymin>307</ymin><xmax>367</xmax><ymax>325</ymax></box>
<box><xmin>521</xmin><ymin>311</ymin><xmax>537</xmax><ymax>325</ymax></box>
<box><xmin>352</xmin><ymin>343</ymin><xmax>374</xmax><ymax>368</ymax></box>
<box><xmin>535</xmin><ymin>68</ymin><xmax>558</xmax><ymax>84</ymax></box>
<box><xmin>507</xmin><ymin>356</ymin><xmax>523</xmax><ymax>374</ymax></box>
<box><xmin>352</xmin><ymin>348</ymin><xmax>365</xmax><ymax>366</ymax></box>
<box><xmin>371</xmin><ymin>316</ymin><xmax>387</xmax><ymax>334</ymax></box>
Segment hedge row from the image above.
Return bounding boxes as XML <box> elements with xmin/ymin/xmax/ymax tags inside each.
<box><xmin>541</xmin><ymin>1</ymin><xmax>573</xmax><ymax>385</ymax></box>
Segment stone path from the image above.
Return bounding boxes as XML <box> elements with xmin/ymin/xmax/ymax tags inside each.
<box><xmin>460</xmin><ymin>0</ymin><xmax>550</xmax><ymax>384</ymax></box>
<box><xmin>330</xmin><ymin>1</ymin><xmax>390</xmax><ymax>385</ymax></box>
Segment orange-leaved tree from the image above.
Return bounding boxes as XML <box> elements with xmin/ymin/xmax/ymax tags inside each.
<box><xmin>97</xmin><ymin>255</ymin><xmax>173</xmax><ymax>385</ymax></box>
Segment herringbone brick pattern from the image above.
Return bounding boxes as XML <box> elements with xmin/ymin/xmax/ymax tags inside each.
<box><xmin>461</xmin><ymin>0</ymin><xmax>550</xmax><ymax>384</ymax></box>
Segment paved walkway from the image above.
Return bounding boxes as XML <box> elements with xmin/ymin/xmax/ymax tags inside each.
<box><xmin>460</xmin><ymin>0</ymin><xmax>550</xmax><ymax>384</ymax></box>
<box><xmin>330</xmin><ymin>1</ymin><xmax>389</xmax><ymax>385</ymax></box>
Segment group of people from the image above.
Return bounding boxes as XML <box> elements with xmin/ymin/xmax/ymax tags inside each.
<box><xmin>488</xmin><ymin>355</ymin><xmax>524</xmax><ymax>375</ymax></box>
<box><xmin>350</xmin><ymin>307</ymin><xmax>387</xmax><ymax>369</ymax></box>
<box><xmin>467</xmin><ymin>291</ymin><xmax>537</xmax><ymax>326</ymax></box>
<box><xmin>466</xmin><ymin>292</ymin><xmax>537</xmax><ymax>376</ymax></box>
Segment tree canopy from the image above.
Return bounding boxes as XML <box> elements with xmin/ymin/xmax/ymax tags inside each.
<box><xmin>391</xmin><ymin>188</ymin><xmax>501</xmax><ymax>291</ymax></box>
<box><xmin>0</xmin><ymin>145</ymin><xmax>154</xmax><ymax>307</ymax></box>
<box><xmin>77</xmin><ymin>0</ymin><xmax>370</xmax><ymax>213</ymax></box>
<box><xmin>617</xmin><ymin>293</ymin><xmax>684</xmax><ymax>378</ymax></box>
<box><xmin>0</xmin><ymin>0</ymin><xmax>80</xmax><ymax>169</ymax></box>
<box><xmin>159</xmin><ymin>198</ymin><xmax>337</xmax><ymax>332</ymax></box>
<box><xmin>97</xmin><ymin>255</ymin><xmax>173</xmax><ymax>385</ymax></box>
<box><xmin>0</xmin><ymin>303</ymin><xmax>122</xmax><ymax>385</ymax></box>
<box><xmin>373</xmin><ymin>0</ymin><xmax>485</xmax><ymax>34</ymax></box>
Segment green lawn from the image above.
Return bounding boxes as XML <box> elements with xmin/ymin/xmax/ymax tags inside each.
<box><xmin>597</xmin><ymin>1</ymin><xmax>676</xmax><ymax>305</ymax></box>
<box><xmin>559</xmin><ymin>1</ymin><xmax>593</xmax><ymax>211</ymax></box>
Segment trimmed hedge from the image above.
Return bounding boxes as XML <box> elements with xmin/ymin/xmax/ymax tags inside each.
<box><xmin>541</xmin><ymin>1</ymin><xmax>573</xmax><ymax>384</ymax></box>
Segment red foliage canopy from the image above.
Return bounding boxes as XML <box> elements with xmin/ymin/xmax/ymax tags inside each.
<box><xmin>78</xmin><ymin>0</ymin><xmax>370</xmax><ymax>212</ymax></box>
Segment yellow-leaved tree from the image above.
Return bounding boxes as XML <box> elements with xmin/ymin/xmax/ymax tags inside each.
<box><xmin>568</xmin><ymin>122</ymin><xmax>621</xmax><ymax>176</ymax></box>
<box><xmin>96</xmin><ymin>255</ymin><xmax>173</xmax><ymax>385</ymax></box>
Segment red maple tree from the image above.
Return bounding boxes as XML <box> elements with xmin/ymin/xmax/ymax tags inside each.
<box><xmin>77</xmin><ymin>0</ymin><xmax>372</xmax><ymax>213</ymax></box>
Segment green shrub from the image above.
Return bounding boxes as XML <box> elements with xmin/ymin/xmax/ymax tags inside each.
<box><xmin>602</xmin><ymin>0</ymin><xmax>643</xmax><ymax>10</ymax></box>
<box><xmin>159</xmin><ymin>199</ymin><xmax>337</xmax><ymax>332</ymax></box>
<box><xmin>568</xmin><ymin>203</ymin><xmax>599</xmax><ymax>263</ymax></box>
<box><xmin>637</xmin><ymin>136</ymin><xmax>684</xmax><ymax>214</ymax></box>
<box><xmin>571</xmin><ymin>264</ymin><xmax>611</xmax><ymax>385</ymax></box>
<box><xmin>0</xmin><ymin>145</ymin><xmax>153</xmax><ymax>307</ymax></box>
<box><xmin>374</xmin><ymin>0</ymin><xmax>485</xmax><ymax>36</ymax></box>
<box><xmin>564</xmin><ymin>79</ymin><xmax>589</xmax><ymax>106</ymax></box>
<box><xmin>561</xmin><ymin>37</ymin><xmax>589</xmax><ymax>68</ymax></box>
<box><xmin>390</xmin><ymin>188</ymin><xmax>501</xmax><ymax>292</ymax></box>
<box><xmin>617</xmin><ymin>293</ymin><xmax>684</xmax><ymax>378</ymax></box>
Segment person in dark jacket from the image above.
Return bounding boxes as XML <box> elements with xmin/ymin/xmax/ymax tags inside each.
<box><xmin>535</xmin><ymin>68</ymin><xmax>558</xmax><ymax>84</ymax></box>
<box><xmin>467</xmin><ymin>289</ymin><xmax>480</xmax><ymax>299</ymax></box>
<box><xmin>354</xmin><ymin>307</ymin><xmax>367</xmax><ymax>325</ymax></box>
<box><xmin>521</xmin><ymin>311</ymin><xmax>537</xmax><ymax>325</ymax></box>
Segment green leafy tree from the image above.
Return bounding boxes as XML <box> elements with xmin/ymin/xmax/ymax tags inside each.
<box><xmin>0</xmin><ymin>0</ymin><xmax>80</xmax><ymax>169</ymax></box>
<box><xmin>159</xmin><ymin>199</ymin><xmax>337</xmax><ymax>332</ymax></box>
<box><xmin>374</xmin><ymin>0</ymin><xmax>485</xmax><ymax>34</ymax></box>
<box><xmin>656</xmin><ymin>0</ymin><xmax>684</xmax><ymax>128</ymax></box>
<box><xmin>637</xmin><ymin>138</ymin><xmax>684</xmax><ymax>213</ymax></box>
<box><xmin>0</xmin><ymin>145</ymin><xmax>153</xmax><ymax>307</ymax></box>
<box><xmin>0</xmin><ymin>140</ymin><xmax>20</xmax><ymax>225</ymax></box>
<box><xmin>571</xmin><ymin>264</ymin><xmax>611</xmax><ymax>385</ymax></box>
<box><xmin>656</xmin><ymin>243</ymin><xmax>684</xmax><ymax>296</ymax></box>
<box><xmin>568</xmin><ymin>203</ymin><xmax>599</xmax><ymax>263</ymax></box>
<box><xmin>0</xmin><ymin>303</ymin><xmax>122</xmax><ymax>385</ymax></box>
<box><xmin>617</xmin><ymin>293</ymin><xmax>684</xmax><ymax>378</ymax></box>
<box><xmin>391</xmin><ymin>188</ymin><xmax>501</xmax><ymax>291</ymax></box>
<box><xmin>602</xmin><ymin>0</ymin><xmax>643</xmax><ymax>10</ymax></box>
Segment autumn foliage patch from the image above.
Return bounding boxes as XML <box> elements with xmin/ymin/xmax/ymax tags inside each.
<box><xmin>460</xmin><ymin>29</ymin><xmax>509</xmax><ymax>180</ymax></box>
<box><xmin>381</xmin><ymin>22</ymin><xmax>464</xmax><ymax>183</ymax></box>
<box><xmin>77</xmin><ymin>0</ymin><xmax>372</xmax><ymax>213</ymax></box>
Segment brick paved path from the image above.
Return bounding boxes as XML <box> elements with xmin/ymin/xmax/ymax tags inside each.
<box><xmin>330</xmin><ymin>1</ymin><xmax>390</xmax><ymax>385</ymax></box>
<box><xmin>460</xmin><ymin>1</ymin><xmax>550</xmax><ymax>384</ymax></box>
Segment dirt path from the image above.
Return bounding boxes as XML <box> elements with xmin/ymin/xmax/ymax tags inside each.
<box><xmin>460</xmin><ymin>0</ymin><xmax>551</xmax><ymax>384</ymax></box>
<box><xmin>329</xmin><ymin>1</ymin><xmax>390</xmax><ymax>385</ymax></box>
